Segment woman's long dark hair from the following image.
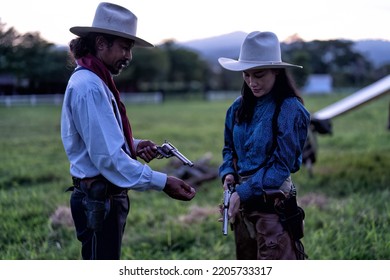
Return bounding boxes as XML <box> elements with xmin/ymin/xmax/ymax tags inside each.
<box><xmin>236</xmin><ymin>69</ymin><xmax>304</xmax><ymax>124</ymax></box>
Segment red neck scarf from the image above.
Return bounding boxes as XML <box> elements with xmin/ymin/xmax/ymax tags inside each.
<box><xmin>77</xmin><ymin>54</ymin><xmax>136</xmax><ymax>159</ymax></box>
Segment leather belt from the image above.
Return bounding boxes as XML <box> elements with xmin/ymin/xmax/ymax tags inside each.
<box><xmin>71</xmin><ymin>175</ymin><xmax>127</xmax><ymax>195</ymax></box>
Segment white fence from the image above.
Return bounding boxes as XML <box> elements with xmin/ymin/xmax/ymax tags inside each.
<box><xmin>0</xmin><ymin>92</ymin><xmax>164</xmax><ymax>107</ymax></box>
<box><xmin>205</xmin><ymin>91</ymin><xmax>240</xmax><ymax>101</ymax></box>
<box><xmin>0</xmin><ymin>94</ymin><xmax>64</xmax><ymax>106</ymax></box>
<box><xmin>0</xmin><ymin>91</ymin><xmax>242</xmax><ymax>107</ymax></box>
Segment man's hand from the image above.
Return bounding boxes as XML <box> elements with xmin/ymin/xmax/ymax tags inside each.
<box><xmin>136</xmin><ymin>140</ymin><xmax>157</xmax><ymax>163</ymax></box>
<box><xmin>163</xmin><ymin>176</ymin><xmax>196</xmax><ymax>201</ymax></box>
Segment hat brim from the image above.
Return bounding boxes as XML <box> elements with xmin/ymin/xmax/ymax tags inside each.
<box><xmin>218</xmin><ymin>57</ymin><xmax>302</xmax><ymax>71</ymax></box>
<box><xmin>70</xmin><ymin>26</ymin><xmax>154</xmax><ymax>47</ymax></box>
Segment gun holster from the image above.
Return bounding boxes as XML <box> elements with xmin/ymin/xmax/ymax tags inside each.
<box><xmin>79</xmin><ymin>178</ymin><xmax>111</xmax><ymax>232</ymax></box>
<box><xmin>275</xmin><ymin>191</ymin><xmax>305</xmax><ymax>240</ymax></box>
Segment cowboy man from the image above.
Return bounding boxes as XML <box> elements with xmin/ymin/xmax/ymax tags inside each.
<box><xmin>61</xmin><ymin>2</ymin><xmax>196</xmax><ymax>260</ymax></box>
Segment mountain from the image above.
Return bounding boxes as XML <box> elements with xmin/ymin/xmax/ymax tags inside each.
<box><xmin>178</xmin><ymin>31</ymin><xmax>245</xmax><ymax>67</ymax></box>
<box><xmin>177</xmin><ymin>31</ymin><xmax>390</xmax><ymax>68</ymax></box>
<box><xmin>352</xmin><ymin>40</ymin><xmax>390</xmax><ymax>67</ymax></box>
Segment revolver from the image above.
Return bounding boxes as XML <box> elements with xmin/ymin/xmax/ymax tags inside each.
<box><xmin>222</xmin><ymin>183</ymin><xmax>235</xmax><ymax>235</ymax></box>
<box><xmin>156</xmin><ymin>140</ymin><xmax>194</xmax><ymax>167</ymax></box>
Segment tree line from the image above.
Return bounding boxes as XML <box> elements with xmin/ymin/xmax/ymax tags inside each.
<box><xmin>1</xmin><ymin>21</ymin><xmax>388</xmax><ymax>95</ymax></box>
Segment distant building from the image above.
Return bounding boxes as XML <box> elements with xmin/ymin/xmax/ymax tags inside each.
<box><xmin>0</xmin><ymin>74</ymin><xmax>30</xmax><ymax>95</ymax></box>
<box><xmin>0</xmin><ymin>74</ymin><xmax>17</xmax><ymax>95</ymax></box>
<box><xmin>302</xmin><ymin>74</ymin><xmax>333</xmax><ymax>94</ymax></box>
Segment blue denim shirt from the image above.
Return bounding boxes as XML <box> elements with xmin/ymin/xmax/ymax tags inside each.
<box><xmin>219</xmin><ymin>93</ymin><xmax>310</xmax><ymax>203</ymax></box>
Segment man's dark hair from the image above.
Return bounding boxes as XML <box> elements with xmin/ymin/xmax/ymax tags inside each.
<box><xmin>69</xmin><ymin>33</ymin><xmax>117</xmax><ymax>60</ymax></box>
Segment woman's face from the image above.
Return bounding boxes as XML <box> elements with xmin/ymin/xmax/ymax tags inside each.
<box><xmin>243</xmin><ymin>69</ymin><xmax>277</xmax><ymax>98</ymax></box>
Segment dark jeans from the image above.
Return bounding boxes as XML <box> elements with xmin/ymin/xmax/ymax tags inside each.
<box><xmin>70</xmin><ymin>185</ymin><xmax>130</xmax><ymax>260</ymax></box>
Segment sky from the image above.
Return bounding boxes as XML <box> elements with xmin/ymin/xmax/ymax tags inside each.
<box><xmin>1</xmin><ymin>0</ymin><xmax>389</xmax><ymax>46</ymax></box>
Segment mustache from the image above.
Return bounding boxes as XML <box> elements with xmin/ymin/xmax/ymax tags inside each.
<box><xmin>120</xmin><ymin>60</ymin><xmax>130</xmax><ymax>68</ymax></box>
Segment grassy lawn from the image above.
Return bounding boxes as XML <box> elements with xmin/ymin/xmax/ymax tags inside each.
<box><xmin>0</xmin><ymin>92</ymin><xmax>389</xmax><ymax>260</ymax></box>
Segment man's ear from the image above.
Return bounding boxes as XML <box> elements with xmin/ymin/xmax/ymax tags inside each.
<box><xmin>96</xmin><ymin>36</ymin><xmax>107</xmax><ymax>50</ymax></box>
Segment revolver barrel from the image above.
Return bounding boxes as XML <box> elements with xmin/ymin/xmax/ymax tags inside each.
<box><xmin>169</xmin><ymin>145</ymin><xmax>194</xmax><ymax>167</ymax></box>
<box><xmin>222</xmin><ymin>183</ymin><xmax>235</xmax><ymax>236</ymax></box>
<box><xmin>156</xmin><ymin>141</ymin><xmax>194</xmax><ymax>167</ymax></box>
<box><xmin>222</xmin><ymin>189</ymin><xmax>231</xmax><ymax>235</ymax></box>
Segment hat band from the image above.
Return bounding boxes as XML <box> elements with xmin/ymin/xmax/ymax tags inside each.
<box><xmin>238</xmin><ymin>59</ymin><xmax>283</xmax><ymax>64</ymax></box>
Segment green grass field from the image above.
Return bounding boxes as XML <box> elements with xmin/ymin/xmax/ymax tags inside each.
<box><xmin>0</xmin><ymin>92</ymin><xmax>389</xmax><ymax>260</ymax></box>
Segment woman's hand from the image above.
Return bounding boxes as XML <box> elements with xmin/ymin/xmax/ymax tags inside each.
<box><xmin>223</xmin><ymin>174</ymin><xmax>235</xmax><ymax>190</ymax></box>
<box><xmin>219</xmin><ymin>173</ymin><xmax>239</xmax><ymax>223</ymax></box>
<box><xmin>228</xmin><ymin>192</ymin><xmax>240</xmax><ymax>223</ymax></box>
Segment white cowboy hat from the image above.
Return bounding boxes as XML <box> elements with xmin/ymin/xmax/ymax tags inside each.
<box><xmin>70</xmin><ymin>2</ymin><xmax>153</xmax><ymax>47</ymax></box>
<box><xmin>218</xmin><ymin>31</ymin><xmax>302</xmax><ymax>71</ymax></box>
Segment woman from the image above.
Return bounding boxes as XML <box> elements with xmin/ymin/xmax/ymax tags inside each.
<box><xmin>218</xmin><ymin>31</ymin><xmax>310</xmax><ymax>259</ymax></box>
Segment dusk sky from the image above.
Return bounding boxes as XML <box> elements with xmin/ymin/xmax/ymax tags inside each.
<box><xmin>1</xmin><ymin>0</ymin><xmax>389</xmax><ymax>46</ymax></box>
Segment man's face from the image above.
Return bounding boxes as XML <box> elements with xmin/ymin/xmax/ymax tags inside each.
<box><xmin>97</xmin><ymin>37</ymin><xmax>134</xmax><ymax>75</ymax></box>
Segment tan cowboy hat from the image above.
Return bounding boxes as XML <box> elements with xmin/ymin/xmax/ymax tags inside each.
<box><xmin>70</xmin><ymin>2</ymin><xmax>153</xmax><ymax>47</ymax></box>
<box><xmin>218</xmin><ymin>31</ymin><xmax>302</xmax><ymax>71</ymax></box>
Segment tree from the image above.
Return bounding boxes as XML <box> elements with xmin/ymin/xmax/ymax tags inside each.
<box><xmin>285</xmin><ymin>39</ymin><xmax>373</xmax><ymax>88</ymax></box>
<box><xmin>0</xmin><ymin>20</ymin><xmax>71</xmax><ymax>94</ymax></box>
<box><xmin>159</xmin><ymin>40</ymin><xmax>209</xmax><ymax>92</ymax></box>
<box><xmin>0</xmin><ymin>22</ymin><xmax>19</xmax><ymax>73</ymax></box>
<box><xmin>115</xmin><ymin>41</ymin><xmax>209</xmax><ymax>93</ymax></box>
<box><xmin>115</xmin><ymin>46</ymin><xmax>169</xmax><ymax>92</ymax></box>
